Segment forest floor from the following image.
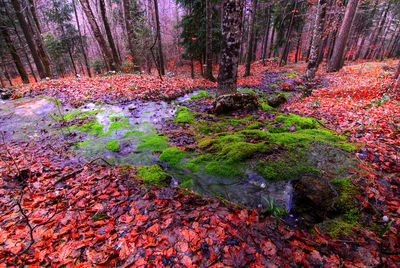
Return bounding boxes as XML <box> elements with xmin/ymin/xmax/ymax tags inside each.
<box><xmin>0</xmin><ymin>60</ymin><xmax>399</xmax><ymax>267</ymax></box>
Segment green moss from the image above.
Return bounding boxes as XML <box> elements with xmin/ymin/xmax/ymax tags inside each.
<box><xmin>269</xmin><ymin>83</ymin><xmax>278</xmax><ymax>88</ymax></box>
<box><xmin>78</xmin><ymin>109</ymin><xmax>103</xmax><ymax>119</ymax></box>
<box><xmin>331</xmin><ymin>178</ymin><xmax>359</xmax><ymax>211</ymax></box>
<box><xmin>174</xmin><ymin>106</ymin><xmax>195</xmax><ymax>124</ymax></box>
<box><xmin>105</xmin><ymin>140</ymin><xmax>120</xmax><ymax>152</ymax></box>
<box><xmin>58</xmin><ymin>109</ymin><xmax>103</xmax><ymax>121</ymax></box>
<box><xmin>76</xmin><ymin>140</ymin><xmax>90</xmax><ymax>147</ymax></box>
<box><xmin>190</xmin><ymin>90</ymin><xmax>209</xmax><ymax>100</ymax></box>
<box><xmin>260</xmin><ymin>100</ymin><xmax>273</xmax><ymax>111</ymax></box>
<box><xmin>256</xmin><ymin>160</ymin><xmax>320</xmax><ymax>181</ymax></box>
<box><xmin>188</xmin><ymin>131</ymin><xmax>271</xmax><ymax>177</ymax></box>
<box><xmin>324</xmin><ymin>219</ymin><xmax>360</xmax><ymax>238</ymax></box>
<box><xmin>137</xmin><ymin>133</ymin><xmax>169</xmax><ymax>152</ymax></box>
<box><xmin>282</xmin><ymin>71</ymin><xmax>298</xmax><ymax>77</ymax></box>
<box><xmin>43</xmin><ymin>96</ymin><xmax>61</xmax><ymax>105</ymax></box>
<box><xmin>238</xmin><ymin>88</ymin><xmax>256</xmax><ymax>94</ymax></box>
<box><xmin>159</xmin><ymin>147</ymin><xmax>188</xmax><ymax>167</ymax></box>
<box><xmin>136</xmin><ymin>165</ymin><xmax>169</xmax><ymax>186</ymax></box>
<box><xmin>63</xmin><ymin>109</ymin><xmax>82</xmax><ymax>121</ymax></box>
<box><xmin>124</xmin><ymin>130</ymin><xmax>145</xmax><ymax>137</ymax></box>
<box><xmin>274</xmin><ymin>114</ymin><xmax>318</xmax><ymax>129</ymax></box>
<box><xmin>69</xmin><ymin>118</ymin><xmax>104</xmax><ymax>135</ymax></box>
<box><xmin>104</xmin><ymin>117</ymin><xmax>133</xmax><ymax>135</ymax></box>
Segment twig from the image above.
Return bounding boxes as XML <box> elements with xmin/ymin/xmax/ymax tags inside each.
<box><xmin>53</xmin><ymin>157</ymin><xmax>112</xmax><ymax>185</ymax></box>
<box><xmin>3</xmin><ymin>187</ymin><xmax>60</xmax><ymax>266</ymax></box>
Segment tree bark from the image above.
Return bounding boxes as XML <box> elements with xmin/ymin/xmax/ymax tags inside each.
<box><xmin>204</xmin><ymin>0</ymin><xmax>215</xmax><ymax>81</ymax></box>
<box><xmin>244</xmin><ymin>0</ymin><xmax>258</xmax><ymax>76</ymax></box>
<box><xmin>73</xmin><ymin>0</ymin><xmax>92</xmax><ymax>77</ymax></box>
<box><xmin>261</xmin><ymin>6</ymin><xmax>271</xmax><ymax>65</ymax></box>
<box><xmin>10</xmin><ymin>0</ymin><xmax>46</xmax><ymax>79</ymax></box>
<box><xmin>0</xmin><ymin>18</ymin><xmax>29</xmax><ymax>84</ymax></box>
<box><xmin>304</xmin><ymin>0</ymin><xmax>328</xmax><ymax>81</ymax></box>
<box><xmin>280</xmin><ymin>0</ymin><xmax>298</xmax><ymax>66</ymax></box>
<box><xmin>364</xmin><ymin>3</ymin><xmax>391</xmax><ymax>59</ymax></box>
<box><xmin>99</xmin><ymin>0</ymin><xmax>121</xmax><ymax>70</ymax></box>
<box><xmin>395</xmin><ymin>60</ymin><xmax>400</xmax><ymax>80</ymax></box>
<box><xmin>217</xmin><ymin>0</ymin><xmax>244</xmax><ymax>96</ymax></box>
<box><xmin>327</xmin><ymin>0</ymin><xmax>359</xmax><ymax>72</ymax></box>
<box><xmin>153</xmin><ymin>0</ymin><xmax>165</xmax><ymax>75</ymax></box>
<box><xmin>123</xmin><ymin>0</ymin><xmax>137</xmax><ymax>62</ymax></box>
<box><xmin>80</xmin><ymin>0</ymin><xmax>114</xmax><ymax>71</ymax></box>
<box><xmin>25</xmin><ymin>4</ymin><xmax>52</xmax><ymax>77</ymax></box>
<box><xmin>27</xmin><ymin>0</ymin><xmax>41</xmax><ymax>34</ymax></box>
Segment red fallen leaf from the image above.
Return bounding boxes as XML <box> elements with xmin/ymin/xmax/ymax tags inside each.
<box><xmin>118</xmin><ymin>239</ymin><xmax>130</xmax><ymax>259</ymax></box>
<box><xmin>160</xmin><ymin>217</ymin><xmax>173</xmax><ymax>228</ymax></box>
<box><xmin>119</xmin><ymin>214</ymin><xmax>134</xmax><ymax>223</ymax></box>
<box><xmin>134</xmin><ymin>257</ymin><xmax>147</xmax><ymax>266</ymax></box>
<box><xmin>181</xmin><ymin>255</ymin><xmax>193</xmax><ymax>267</ymax></box>
<box><xmin>147</xmin><ymin>223</ymin><xmax>159</xmax><ymax>234</ymax></box>
<box><xmin>175</xmin><ymin>241</ymin><xmax>189</xmax><ymax>252</ymax></box>
<box><xmin>261</xmin><ymin>240</ymin><xmax>277</xmax><ymax>256</ymax></box>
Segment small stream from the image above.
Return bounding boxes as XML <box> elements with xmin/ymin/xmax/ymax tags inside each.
<box><xmin>0</xmin><ymin>94</ymin><xmax>295</xmax><ymax>212</ymax></box>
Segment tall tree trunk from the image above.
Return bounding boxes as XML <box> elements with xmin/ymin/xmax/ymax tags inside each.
<box><xmin>268</xmin><ymin>24</ymin><xmax>275</xmax><ymax>58</ymax></box>
<box><xmin>355</xmin><ymin>0</ymin><xmax>378</xmax><ymax>60</ymax></box>
<box><xmin>204</xmin><ymin>0</ymin><xmax>215</xmax><ymax>81</ymax></box>
<box><xmin>73</xmin><ymin>0</ymin><xmax>92</xmax><ymax>77</ymax></box>
<box><xmin>27</xmin><ymin>0</ymin><xmax>41</xmax><ymax>33</ymax></box>
<box><xmin>0</xmin><ymin>19</ymin><xmax>29</xmax><ymax>84</ymax></box>
<box><xmin>1</xmin><ymin>0</ymin><xmax>37</xmax><ymax>81</ymax></box>
<box><xmin>327</xmin><ymin>0</ymin><xmax>359</xmax><ymax>72</ymax></box>
<box><xmin>0</xmin><ymin>50</ymin><xmax>12</xmax><ymax>86</ymax></box>
<box><xmin>217</xmin><ymin>0</ymin><xmax>244</xmax><ymax>96</ymax></box>
<box><xmin>395</xmin><ymin>60</ymin><xmax>400</xmax><ymax>80</ymax></box>
<box><xmin>280</xmin><ymin>0</ymin><xmax>298</xmax><ymax>66</ymax></box>
<box><xmin>79</xmin><ymin>0</ymin><xmax>114</xmax><ymax>71</ymax></box>
<box><xmin>25</xmin><ymin>4</ymin><xmax>52</xmax><ymax>77</ymax></box>
<box><xmin>123</xmin><ymin>0</ymin><xmax>137</xmax><ymax>62</ymax></box>
<box><xmin>376</xmin><ymin>20</ymin><xmax>391</xmax><ymax>60</ymax></box>
<box><xmin>304</xmin><ymin>0</ymin><xmax>328</xmax><ymax>80</ymax></box>
<box><xmin>365</xmin><ymin>3</ymin><xmax>390</xmax><ymax>59</ymax></box>
<box><xmin>383</xmin><ymin>24</ymin><xmax>398</xmax><ymax>59</ymax></box>
<box><xmin>10</xmin><ymin>0</ymin><xmax>46</xmax><ymax>79</ymax></box>
<box><xmin>261</xmin><ymin>6</ymin><xmax>271</xmax><ymax>65</ymax></box>
<box><xmin>295</xmin><ymin>33</ymin><xmax>301</xmax><ymax>63</ymax></box>
<box><xmin>99</xmin><ymin>0</ymin><xmax>121</xmax><ymax>70</ymax></box>
<box><xmin>153</xmin><ymin>0</ymin><xmax>165</xmax><ymax>75</ymax></box>
<box><xmin>244</xmin><ymin>0</ymin><xmax>258</xmax><ymax>76</ymax></box>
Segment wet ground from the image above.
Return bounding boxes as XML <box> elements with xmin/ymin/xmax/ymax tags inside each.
<box><xmin>0</xmin><ymin>71</ymin><xmax>356</xmax><ymax>226</ymax></box>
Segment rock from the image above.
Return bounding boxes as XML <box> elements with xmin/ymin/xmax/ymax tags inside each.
<box><xmin>267</xmin><ymin>93</ymin><xmax>286</xmax><ymax>108</ymax></box>
<box><xmin>0</xmin><ymin>88</ymin><xmax>11</xmax><ymax>100</ymax></box>
<box><xmin>127</xmin><ymin>104</ymin><xmax>137</xmax><ymax>110</ymax></box>
<box><xmin>292</xmin><ymin>176</ymin><xmax>336</xmax><ymax>224</ymax></box>
<box><xmin>213</xmin><ymin>93</ymin><xmax>260</xmax><ymax>114</ymax></box>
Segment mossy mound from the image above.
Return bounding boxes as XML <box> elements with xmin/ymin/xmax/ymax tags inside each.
<box><xmin>174</xmin><ymin>106</ymin><xmax>195</xmax><ymax>124</ymax></box>
<box><xmin>105</xmin><ymin>140</ymin><xmax>120</xmax><ymax>152</ymax></box>
<box><xmin>135</xmin><ymin>165</ymin><xmax>170</xmax><ymax>186</ymax></box>
<box><xmin>190</xmin><ymin>90</ymin><xmax>210</xmax><ymax>100</ymax></box>
<box><xmin>171</xmin><ymin>111</ymin><xmax>356</xmax><ymax>185</ymax></box>
<box><xmin>137</xmin><ymin>133</ymin><xmax>169</xmax><ymax>152</ymax></box>
<box><xmin>159</xmin><ymin>147</ymin><xmax>188</xmax><ymax>167</ymax></box>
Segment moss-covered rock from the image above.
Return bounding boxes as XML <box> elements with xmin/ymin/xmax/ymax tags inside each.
<box><xmin>214</xmin><ymin>93</ymin><xmax>260</xmax><ymax>114</ymax></box>
<box><xmin>159</xmin><ymin>147</ymin><xmax>188</xmax><ymax>167</ymax></box>
<box><xmin>135</xmin><ymin>165</ymin><xmax>170</xmax><ymax>186</ymax></box>
<box><xmin>137</xmin><ymin>133</ymin><xmax>169</xmax><ymax>152</ymax></box>
<box><xmin>105</xmin><ymin>140</ymin><xmax>120</xmax><ymax>152</ymax></box>
<box><xmin>174</xmin><ymin>106</ymin><xmax>195</xmax><ymax>124</ymax></box>
<box><xmin>190</xmin><ymin>90</ymin><xmax>209</xmax><ymax>100</ymax></box>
